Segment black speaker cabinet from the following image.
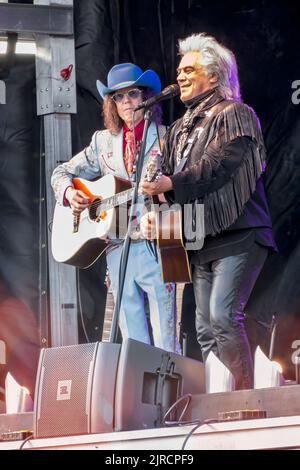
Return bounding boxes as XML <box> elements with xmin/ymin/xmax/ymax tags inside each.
<box><xmin>33</xmin><ymin>342</ymin><xmax>121</xmax><ymax>438</ymax></box>
<box><xmin>114</xmin><ymin>339</ymin><xmax>205</xmax><ymax>431</ymax></box>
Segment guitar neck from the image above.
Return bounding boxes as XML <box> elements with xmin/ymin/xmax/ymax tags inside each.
<box><xmin>100</xmin><ymin>187</ymin><xmax>134</xmax><ymax>211</ymax></box>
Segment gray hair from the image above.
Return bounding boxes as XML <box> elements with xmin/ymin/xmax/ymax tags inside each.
<box><xmin>178</xmin><ymin>33</ymin><xmax>241</xmax><ymax>102</ymax></box>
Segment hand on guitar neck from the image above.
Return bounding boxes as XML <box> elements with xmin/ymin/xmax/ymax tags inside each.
<box><xmin>141</xmin><ymin>174</ymin><xmax>173</xmax><ymax>196</ymax></box>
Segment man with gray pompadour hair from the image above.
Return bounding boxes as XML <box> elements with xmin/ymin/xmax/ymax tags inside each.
<box><xmin>178</xmin><ymin>32</ymin><xmax>241</xmax><ymax>101</ymax></box>
<box><xmin>141</xmin><ymin>32</ymin><xmax>277</xmax><ymax>390</ymax></box>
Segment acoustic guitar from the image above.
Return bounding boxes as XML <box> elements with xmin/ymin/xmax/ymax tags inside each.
<box><xmin>51</xmin><ymin>174</ymin><xmax>133</xmax><ymax>268</ymax></box>
<box><xmin>51</xmin><ymin>155</ymin><xmax>161</xmax><ymax>268</ymax></box>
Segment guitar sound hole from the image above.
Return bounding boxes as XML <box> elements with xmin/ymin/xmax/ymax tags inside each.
<box><xmin>89</xmin><ymin>198</ymin><xmax>101</xmax><ymax>221</ymax></box>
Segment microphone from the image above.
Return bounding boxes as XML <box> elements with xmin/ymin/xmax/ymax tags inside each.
<box><xmin>134</xmin><ymin>84</ymin><xmax>180</xmax><ymax>111</ymax></box>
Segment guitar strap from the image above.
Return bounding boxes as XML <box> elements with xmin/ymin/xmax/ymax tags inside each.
<box><xmin>174</xmin><ymin>100</ymin><xmax>229</xmax><ymax>174</ymax></box>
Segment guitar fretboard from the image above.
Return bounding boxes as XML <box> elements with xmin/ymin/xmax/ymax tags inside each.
<box><xmin>91</xmin><ymin>187</ymin><xmax>134</xmax><ymax>215</ymax></box>
<box><xmin>102</xmin><ymin>187</ymin><xmax>134</xmax><ymax>211</ymax></box>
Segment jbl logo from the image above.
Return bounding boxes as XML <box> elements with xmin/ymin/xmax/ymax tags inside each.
<box><xmin>56</xmin><ymin>380</ymin><xmax>72</xmax><ymax>401</ymax></box>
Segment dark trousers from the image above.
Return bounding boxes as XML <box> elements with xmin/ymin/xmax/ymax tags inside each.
<box><xmin>192</xmin><ymin>243</ymin><xmax>268</xmax><ymax>390</ymax></box>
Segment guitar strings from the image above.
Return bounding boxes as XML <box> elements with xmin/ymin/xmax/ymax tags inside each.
<box><xmin>88</xmin><ymin>187</ymin><xmax>134</xmax><ymax>212</ymax></box>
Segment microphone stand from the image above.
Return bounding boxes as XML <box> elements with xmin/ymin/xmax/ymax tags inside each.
<box><xmin>109</xmin><ymin>108</ymin><xmax>153</xmax><ymax>343</ymax></box>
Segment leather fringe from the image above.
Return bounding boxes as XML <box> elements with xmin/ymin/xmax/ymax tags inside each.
<box><xmin>203</xmin><ymin>102</ymin><xmax>266</xmax><ymax>236</ymax></box>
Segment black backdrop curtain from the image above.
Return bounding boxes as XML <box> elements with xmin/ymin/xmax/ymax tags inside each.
<box><xmin>0</xmin><ymin>54</ymin><xmax>40</xmax><ymax>397</ymax></box>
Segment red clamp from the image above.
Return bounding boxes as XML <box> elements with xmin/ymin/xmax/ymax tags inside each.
<box><xmin>60</xmin><ymin>64</ymin><xmax>73</xmax><ymax>81</ymax></box>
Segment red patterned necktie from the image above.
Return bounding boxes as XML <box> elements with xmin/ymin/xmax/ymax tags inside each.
<box><xmin>124</xmin><ymin>130</ymin><xmax>136</xmax><ymax>177</ymax></box>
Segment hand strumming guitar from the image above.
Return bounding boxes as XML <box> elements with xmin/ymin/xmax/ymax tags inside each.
<box><xmin>140</xmin><ymin>211</ymin><xmax>157</xmax><ymax>240</ymax></box>
<box><xmin>65</xmin><ymin>187</ymin><xmax>90</xmax><ymax>215</ymax></box>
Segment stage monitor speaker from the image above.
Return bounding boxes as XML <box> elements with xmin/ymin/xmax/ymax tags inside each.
<box><xmin>114</xmin><ymin>339</ymin><xmax>205</xmax><ymax>431</ymax></box>
<box><xmin>33</xmin><ymin>342</ymin><xmax>121</xmax><ymax>438</ymax></box>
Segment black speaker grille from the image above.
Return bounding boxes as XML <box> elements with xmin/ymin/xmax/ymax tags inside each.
<box><xmin>35</xmin><ymin>343</ymin><xmax>98</xmax><ymax>438</ymax></box>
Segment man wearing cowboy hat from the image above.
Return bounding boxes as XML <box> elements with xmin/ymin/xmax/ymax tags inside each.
<box><xmin>51</xmin><ymin>63</ymin><xmax>181</xmax><ymax>353</ymax></box>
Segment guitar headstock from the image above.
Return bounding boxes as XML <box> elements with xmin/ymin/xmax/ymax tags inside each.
<box><xmin>144</xmin><ymin>153</ymin><xmax>162</xmax><ymax>182</ymax></box>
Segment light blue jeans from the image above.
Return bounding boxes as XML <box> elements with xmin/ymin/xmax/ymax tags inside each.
<box><xmin>193</xmin><ymin>243</ymin><xmax>268</xmax><ymax>390</ymax></box>
<box><xmin>106</xmin><ymin>241</ymin><xmax>181</xmax><ymax>353</ymax></box>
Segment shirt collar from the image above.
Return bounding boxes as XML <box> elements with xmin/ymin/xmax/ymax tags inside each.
<box><xmin>123</xmin><ymin>119</ymin><xmax>145</xmax><ymax>141</ymax></box>
<box><xmin>184</xmin><ymin>86</ymin><xmax>220</xmax><ymax>109</ymax></box>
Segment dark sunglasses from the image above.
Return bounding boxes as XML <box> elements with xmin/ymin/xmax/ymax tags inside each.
<box><xmin>111</xmin><ymin>88</ymin><xmax>143</xmax><ymax>103</ymax></box>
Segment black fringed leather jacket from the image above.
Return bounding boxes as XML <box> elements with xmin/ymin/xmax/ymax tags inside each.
<box><xmin>162</xmin><ymin>89</ymin><xmax>277</xmax><ymax>263</ymax></box>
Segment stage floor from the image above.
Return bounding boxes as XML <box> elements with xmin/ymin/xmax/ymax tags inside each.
<box><xmin>1</xmin><ymin>415</ymin><xmax>300</xmax><ymax>450</ymax></box>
